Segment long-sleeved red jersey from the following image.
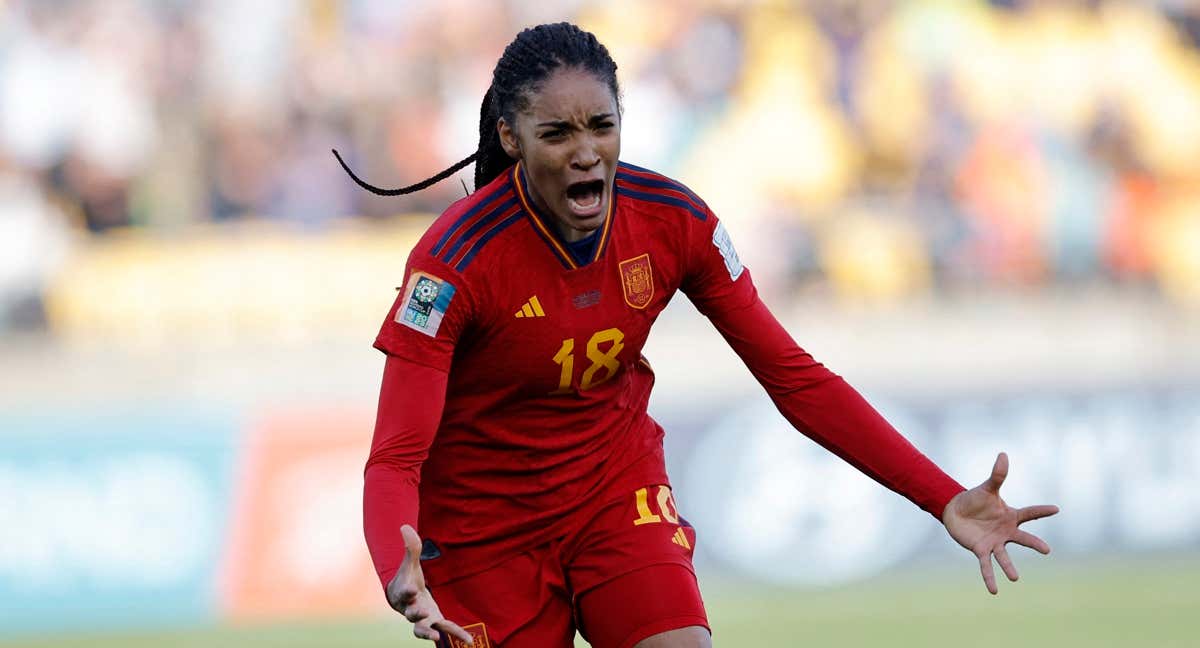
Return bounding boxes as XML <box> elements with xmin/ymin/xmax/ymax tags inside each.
<box><xmin>364</xmin><ymin>161</ymin><xmax>964</xmax><ymax>589</ymax></box>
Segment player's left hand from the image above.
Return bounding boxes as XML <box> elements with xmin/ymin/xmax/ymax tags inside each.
<box><xmin>941</xmin><ymin>452</ymin><xmax>1059</xmax><ymax>595</ymax></box>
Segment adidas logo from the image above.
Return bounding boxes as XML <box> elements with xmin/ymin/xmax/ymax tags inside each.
<box><xmin>671</xmin><ymin>527</ymin><xmax>691</xmax><ymax>550</ymax></box>
<box><xmin>514</xmin><ymin>295</ymin><xmax>546</xmax><ymax>318</ymax></box>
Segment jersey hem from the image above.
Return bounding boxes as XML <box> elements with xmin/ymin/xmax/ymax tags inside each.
<box><xmin>571</xmin><ymin>557</ymin><xmax>697</xmax><ymax>601</ymax></box>
<box><xmin>618</xmin><ymin>615</ymin><xmax>711</xmax><ymax>648</ymax></box>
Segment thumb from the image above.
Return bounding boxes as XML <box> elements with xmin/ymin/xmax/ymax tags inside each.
<box><xmin>983</xmin><ymin>452</ymin><xmax>1008</xmax><ymax>494</ymax></box>
<box><xmin>401</xmin><ymin>524</ymin><xmax>423</xmax><ymax>565</ymax></box>
<box><xmin>388</xmin><ymin>524</ymin><xmax>424</xmax><ymax>606</ymax></box>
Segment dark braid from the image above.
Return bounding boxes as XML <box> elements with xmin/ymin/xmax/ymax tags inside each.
<box><xmin>473</xmin><ymin>86</ymin><xmax>509</xmax><ymax>190</ymax></box>
<box><xmin>334</xmin><ymin>22</ymin><xmax>620</xmax><ymax>196</ymax></box>
<box><xmin>332</xmin><ymin>149</ymin><xmax>477</xmax><ymax>196</ymax></box>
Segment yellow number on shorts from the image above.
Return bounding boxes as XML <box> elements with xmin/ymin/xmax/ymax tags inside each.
<box><xmin>549</xmin><ymin>327</ymin><xmax>625</xmax><ymax>394</ymax></box>
<box><xmin>633</xmin><ymin>487</ymin><xmax>662</xmax><ymax>526</ymax></box>
<box><xmin>656</xmin><ymin>485</ymin><xmax>679</xmax><ymax>524</ymax></box>
<box><xmin>632</xmin><ymin>486</ymin><xmax>678</xmax><ymax>526</ymax></box>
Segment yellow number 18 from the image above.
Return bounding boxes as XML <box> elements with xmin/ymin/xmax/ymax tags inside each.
<box><xmin>550</xmin><ymin>327</ymin><xmax>625</xmax><ymax>394</ymax></box>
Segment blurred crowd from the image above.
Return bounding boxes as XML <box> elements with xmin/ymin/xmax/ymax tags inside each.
<box><xmin>3</xmin><ymin>0</ymin><xmax>1200</xmax><ymax>333</ymax></box>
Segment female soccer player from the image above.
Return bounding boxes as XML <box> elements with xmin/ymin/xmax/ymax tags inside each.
<box><xmin>340</xmin><ymin>22</ymin><xmax>1059</xmax><ymax>648</ymax></box>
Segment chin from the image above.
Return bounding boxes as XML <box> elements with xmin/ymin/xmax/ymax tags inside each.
<box><xmin>575</xmin><ymin>211</ymin><xmax>607</xmax><ymax>227</ymax></box>
<box><xmin>566</xmin><ymin>209</ymin><xmax>606</xmax><ymax>232</ymax></box>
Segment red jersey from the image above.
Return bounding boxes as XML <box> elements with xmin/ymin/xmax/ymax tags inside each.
<box><xmin>364</xmin><ymin>161</ymin><xmax>964</xmax><ymax>587</ymax></box>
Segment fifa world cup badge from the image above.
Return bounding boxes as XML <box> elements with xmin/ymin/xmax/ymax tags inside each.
<box><xmin>397</xmin><ymin>271</ymin><xmax>456</xmax><ymax>337</ymax></box>
<box><xmin>619</xmin><ymin>253</ymin><xmax>654</xmax><ymax>309</ymax></box>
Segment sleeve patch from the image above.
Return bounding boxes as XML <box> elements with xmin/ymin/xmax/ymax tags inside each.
<box><xmin>396</xmin><ymin>271</ymin><xmax>457</xmax><ymax>337</ymax></box>
<box><xmin>712</xmin><ymin>222</ymin><xmax>744</xmax><ymax>281</ymax></box>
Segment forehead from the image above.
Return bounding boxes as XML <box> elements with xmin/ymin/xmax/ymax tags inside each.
<box><xmin>521</xmin><ymin>67</ymin><xmax>616</xmax><ymax>120</ymax></box>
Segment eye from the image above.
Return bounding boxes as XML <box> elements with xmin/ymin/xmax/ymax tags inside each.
<box><xmin>595</xmin><ymin>122</ymin><xmax>614</xmax><ymax>133</ymax></box>
<box><xmin>541</xmin><ymin>129</ymin><xmax>567</xmax><ymax>140</ymax></box>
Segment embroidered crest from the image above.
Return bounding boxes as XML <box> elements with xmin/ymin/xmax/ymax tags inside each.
<box><xmin>712</xmin><ymin>222</ymin><xmax>744</xmax><ymax>281</ymax></box>
<box><xmin>449</xmin><ymin>623</ymin><xmax>491</xmax><ymax>648</ymax></box>
<box><xmin>619</xmin><ymin>254</ymin><xmax>654</xmax><ymax>309</ymax></box>
<box><xmin>397</xmin><ymin>271</ymin><xmax>456</xmax><ymax>337</ymax></box>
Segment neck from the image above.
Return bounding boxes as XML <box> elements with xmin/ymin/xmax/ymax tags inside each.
<box><xmin>556</xmin><ymin>220</ymin><xmax>592</xmax><ymax>243</ymax></box>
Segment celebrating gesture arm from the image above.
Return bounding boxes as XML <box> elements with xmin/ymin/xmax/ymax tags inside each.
<box><xmin>364</xmin><ymin>357</ymin><xmax>472</xmax><ymax>643</ymax></box>
<box><xmin>942</xmin><ymin>452</ymin><xmax>1060</xmax><ymax>594</ymax></box>
<box><xmin>681</xmin><ymin>212</ymin><xmax>1059</xmax><ymax>594</ymax></box>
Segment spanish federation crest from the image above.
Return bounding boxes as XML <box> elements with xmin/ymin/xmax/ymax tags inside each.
<box><xmin>619</xmin><ymin>253</ymin><xmax>654</xmax><ymax>309</ymax></box>
<box><xmin>449</xmin><ymin>623</ymin><xmax>491</xmax><ymax>648</ymax></box>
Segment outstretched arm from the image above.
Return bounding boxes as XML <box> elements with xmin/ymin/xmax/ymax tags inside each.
<box><xmin>681</xmin><ymin>211</ymin><xmax>1057</xmax><ymax>592</ymax></box>
<box><xmin>691</xmin><ymin>273</ymin><xmax>965</xmax><ymax>518</ymax></box>
<box><xmin>681</xmin><ymin>213</ymin><xmax>963</xmax><ymax>516</ymax></box>
<box><xmin>696</xmin><ymin>279</ymin><xmax>1060</xmax><ymax>591</ymax></box>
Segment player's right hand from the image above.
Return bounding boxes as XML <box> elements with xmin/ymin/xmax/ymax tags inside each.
<box><xmin>386</xmin><ymin>524</ymin><xmax>473</xmax><ymax>646</ymax></box>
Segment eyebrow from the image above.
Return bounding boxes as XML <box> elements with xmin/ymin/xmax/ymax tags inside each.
<box><xmin>536</xmin><ymin>113</ymin><xmax>615</xmax><ymax>128</ymax></box>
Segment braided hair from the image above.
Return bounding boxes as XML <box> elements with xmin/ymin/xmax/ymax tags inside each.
<box><xmin>334</xmin><ymin>22</ymin><xmax>620</xmax><ymax>196</ymax></box>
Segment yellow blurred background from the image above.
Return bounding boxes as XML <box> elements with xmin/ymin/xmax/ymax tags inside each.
<box><xmin>1</xmin><ymin>1</ymin><xmax>1199</xmax><ymax>646</ymax></box>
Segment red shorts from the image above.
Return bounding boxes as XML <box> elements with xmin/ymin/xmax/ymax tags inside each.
<box><xmin>424</xmin><ymin>484</ymin><xmax>708</xmax><ymax>648</ymax></box>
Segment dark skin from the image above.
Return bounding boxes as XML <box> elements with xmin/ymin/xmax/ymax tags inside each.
<box><xmin>942</xmin><ymin>452</ymin><xmax>1059</xmax><ymax>595</ymax></box>
<box><xmin>386</xmin><ymin>525</ymin><xmax>472</xmax><ymax>645</ymax></box>
<box><xmin>497</xmin><ymin>66</ymin><xmax>621</xmax><ymax>243</ymax></box>
<box><xmin>389</xmin><ymin>68</ymin><xmax>1059</xmax><ymax>648</ymax></box>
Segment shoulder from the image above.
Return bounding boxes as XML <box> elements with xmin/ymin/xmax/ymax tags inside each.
<box><xmin>615</xmin><ymin>161</ymin><xmax>711</xmax><ymax>226</ymax></box>
<box><xmin>409</xmin><ymin>166</ymin><xmax>525</xmax><ymax>275</ymax></box>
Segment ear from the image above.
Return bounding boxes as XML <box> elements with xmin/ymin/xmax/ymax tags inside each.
<box><xmin>497</xmin><ymin>117</ymin><xmax>521</xmax><ymax>160</ymax></box>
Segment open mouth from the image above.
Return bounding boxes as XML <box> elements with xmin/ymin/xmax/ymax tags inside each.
<box><xmin>565</xmin><ymin>179</ymin><xmax>605</xmax><ymax>218</ymax></box>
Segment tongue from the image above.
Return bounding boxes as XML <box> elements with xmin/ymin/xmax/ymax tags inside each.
<box><xmin>572</xmin><ymin>192</ymin><xmax>599</xmax><ymax>207</ymax></box>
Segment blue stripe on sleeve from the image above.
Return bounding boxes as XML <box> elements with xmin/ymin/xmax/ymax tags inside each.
<box><xmin>430</xmin><ymin>185</ymin><xmax>509</xmax><ymax>257</ymax></box>
<box><xmin>455</xmin><ymin>212</ymin><xmax>525</xmax><ymax>271</ymax></box>
<box><xmin>438</xmin><ymin>196</ymin><xmax>518</xmax><ymax>263</ymax></box>
<box><xmin>617</xmin><ymin>163</ymin><xmax>706</xmax><ymax>207</ymax></box>
<box><xmin>616</xmin><ymin>185</ymin><xmax>708</xmax><ymax>221</ymax></box>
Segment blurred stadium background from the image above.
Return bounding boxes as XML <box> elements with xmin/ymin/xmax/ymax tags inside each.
<box><xmin>2</xmin><ymin>0</ymin><xmax>1199</xmax><ymax>646</ymax></box>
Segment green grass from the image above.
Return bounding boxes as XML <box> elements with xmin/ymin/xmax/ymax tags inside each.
<box><xmin>6</xmin><ymin>557</ymin><xmax>1197</xmax><ymax>647</ymax></box>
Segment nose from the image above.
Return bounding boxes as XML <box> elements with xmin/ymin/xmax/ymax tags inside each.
<box><xmin>571</xmin><ymin>136</ymin><xmax>600</xmax><ymax>171</ymax></box>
